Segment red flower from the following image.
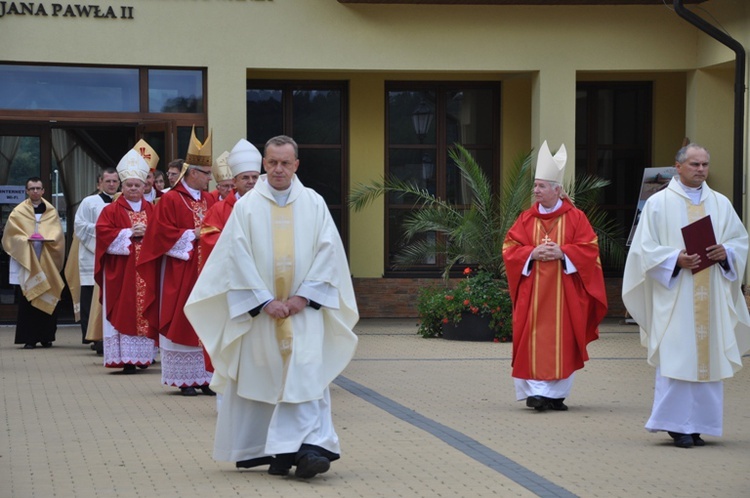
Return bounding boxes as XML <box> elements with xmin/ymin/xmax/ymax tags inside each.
<box><xmin>493</xmin><ymin>338</ymin><xmax>500</xmax><ymax>343</ymax></box>
<box><xmin>463</xmin><ymin>299</ymin><xmax>470</xmax><ymax>306</ymax></box>
<box><xmin>445</xmin><ymin>295</ymin><xmax>454</xmax><ymax>301</ymax></box>
<box><xmin>463</xmin><ymin>267</ymin><xmax>472</xmax><ymax>275</ymax></box>
<box><xmin>442</xmin><ymin>317</ymin><xmax>449</xmax><ymax>324</ymax></box>
<box><xmin>470</xmin><ymin>306</ymin><xmax>479</xmax><ymax>314</ymax></box>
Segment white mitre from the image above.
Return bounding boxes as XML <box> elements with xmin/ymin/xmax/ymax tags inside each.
<box><xmin>116</xmin><ymin>149</ymin><xmax>149</xmax><ymax>183</ymax></box>
<box><xmin>535</xmin><ymin>141</ymin><xmax>567</xmax><ymax>184</ymax></box>
<box><xmin>227</xmin><ymin>139</ymin><xmax>262</xmax><ymax>177</ymax></box>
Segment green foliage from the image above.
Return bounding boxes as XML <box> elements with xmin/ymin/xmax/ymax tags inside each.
<box><xmin>349</xmin><ymin>143</ymin><xmax>624</xmax><ymax>341</ymax></box>
<box><xmin>416</xmin><ymin>268</ymin><xmax>512</xmax><ymax>341</ymax></box>
<box><xmin>350</xmin><ymin>144</ymin><xmax>534</xmax><ymax>279</ymax></box>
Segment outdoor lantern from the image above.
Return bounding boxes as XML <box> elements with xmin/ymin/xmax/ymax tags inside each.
<box><xmin>411</xmin><ymin>100</ymin><xmax>434</xmax><ymax>143</ymax></box>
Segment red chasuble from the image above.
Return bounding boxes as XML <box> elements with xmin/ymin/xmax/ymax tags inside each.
<box><xmin>502</xmin><ymin>198</ymin><xmax>607</xmax><ymax>380</ymax></box>
<box><xmin>137</xmin><ymin>183</ymin><xmax>215</xmax><ymax>346</ymax></box>
<box><xmin>206</xmin><ymin>189</ymin><xmax>222</xmax><ymax>205</ymax></box>
<box><xmin>94</xmin><ymin>196</ymin><xmax>155</xmax><ymax>338</ymax></box>
<box><xmin>199</xmin><ymin>190</ymin><xmax>238</xmax><ymax>268</ymax></box>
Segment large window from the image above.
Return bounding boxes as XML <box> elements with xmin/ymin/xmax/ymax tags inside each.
<box><xmin>0</xmin><ymin>64</ymin><xmax>206</xmax><ymax>117</ymax></box>
<box><xmin>0</xmin><ymin>65</ymin><xmax>139</xmax><ymax>112</ymax></box>
<box><xmin>575</xmin><ymin>81</ymin><xmax>652</xmax><ymax>268</ymax></box>
<box><xmin>246</xmin><ymin>81</ymin><xmax>348</xmax><ymax>246</ymax></box>
<box><xmin>148</xmin><ymin>69</ymin><xmax>204</xmax><ymax>113</ymax></box>
<box><xmin>386</xmin><ymin>82</ymin><xmax>500</xmax><ymax>275</ymax></box>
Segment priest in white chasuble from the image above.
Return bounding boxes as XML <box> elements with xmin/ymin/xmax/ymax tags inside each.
<box><xmin>185</xmin><ymin>135</ymin><xmax>358</xmax><ymax>479</ymax></box>
<box><xmin>623</xmin><ymin>143</ymin><xmax>750</xmax><ymax>448</ymax></box>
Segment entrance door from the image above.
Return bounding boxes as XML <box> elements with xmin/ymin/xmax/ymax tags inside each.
<box><xmin>0</xmin><ymin>122</ymin><xmax>145</xmax><ymax>323</ymax></box>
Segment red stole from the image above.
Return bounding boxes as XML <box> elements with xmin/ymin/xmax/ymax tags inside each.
<box><xmin>503</xmin><ymin>199</ymin><xmax>608</xmax><ymax>380</ymax></box>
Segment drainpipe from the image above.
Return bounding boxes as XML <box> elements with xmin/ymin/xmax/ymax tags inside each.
<box><xmin>673</xmin><ymin>0</ymin><xmax>746</xmax><ymax>218</ymax></box>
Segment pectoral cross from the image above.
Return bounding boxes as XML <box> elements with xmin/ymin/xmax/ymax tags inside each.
<box><xmin>542</xmin><ymin>234</ymin><xmax>552</xmax><ymax>244</ymax></box>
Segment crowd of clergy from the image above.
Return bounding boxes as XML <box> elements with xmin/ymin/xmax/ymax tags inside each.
<box><xmin>2</xmin><ymin>136</ymin><xmax>749</xmax><ymax>479</ymax></box>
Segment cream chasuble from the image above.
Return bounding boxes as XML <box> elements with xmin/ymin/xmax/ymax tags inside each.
<box><xmin>185</xmin><ymin>176</ymin><xmax>358</xmax><ymax>405</ymax></box>
<box><xmin>622</xmin><ymin>178</ymin><xmax>750</xmax><ymax>382</ymax></box>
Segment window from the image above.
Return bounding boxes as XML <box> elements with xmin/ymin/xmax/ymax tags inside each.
<box><xmin>385</xmin><ymin>82</ymin><xmax>500</xmax><ymax>275</ymax></box>
<box><xmin>247</xmin><ymin>80</ymin><xmax>349</xmax><ymax>247</ymax></box>
<box><xmin>0</xmin><ymin>64</ymin><xmax>139</xmax><ymax>112</ymax></box>
<box><xmin>148</xmin><ymin>69</ymin><xmax>204</xmax><ymax>113</ymax></box>
<box><xmin>575</xmin><ymin>81</ymin><xmax>652</xmax><ymax>270</ymax></box>
<box><xmin>246</xmin><ymin>81</ymin><xmax>348</xmax><ymax>245</ymax></box>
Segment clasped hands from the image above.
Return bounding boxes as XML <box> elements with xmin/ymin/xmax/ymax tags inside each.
<box><xmin>532</xmin><ymin>241</ymin><xmax>564</xmax><ymax>262</ymax></box>
<box><xmin>131</xmin><ymin>222</ymin><xmax>147</xmax><ymax>238</ymax></box>
<box><xmin>264</xmin><ymin>296</ymin><xmax>308</xmax><ymax>319</ymax></box>
<box><xmin>677</xmin><ymin>244</ymin><xmax>727</xmax><ymax>270</ymax></box>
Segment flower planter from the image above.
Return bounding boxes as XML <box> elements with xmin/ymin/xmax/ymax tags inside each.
<box><xmin>441</xmin><ymin>312</ymin><xmax>495</xmax><ymax>341</ymax></box>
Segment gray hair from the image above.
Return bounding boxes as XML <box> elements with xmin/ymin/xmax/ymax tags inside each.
<box><xmin>265</xmin><ymin>135</ymin><xmax>298</xmax><ymax>159</ymax></box>
<box><xmin>676</xmin><ymin>143</ymin><xmax>710</xmax><ymax>164</ymax></box>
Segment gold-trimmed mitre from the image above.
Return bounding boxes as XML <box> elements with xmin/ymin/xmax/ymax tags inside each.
<box><xmin>185</xmin><ymin>127</ymin><xmax>212</xmax><ymax>167</ymax></box>
<box><xmin>132</xmin><ymin>139</ymin><xmax>159</xmax><ymax>171</ymax></box>
<box><xmin>116</xmin><ymin>150</ymin><xmax>150</xmax><ymax>183</ymax></box>
<box><xmin>212</xmin><ymin>151</ymin><xmax>233</xmax><ymax>182</ymax></box>
<box><xmin>535</xmin><ymin>141</ymin><xmax>567</xmax><ymax>185</ymax></box>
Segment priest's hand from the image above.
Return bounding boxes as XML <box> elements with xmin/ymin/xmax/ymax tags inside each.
<box><xmin>677</xmin><ymin>250</ymin><xmax>701</xmax><ymax>270</ymax></box>
<box><xmin>131</xmin><ymin>222</ymin><xmax>146</xmax><ymax>238</ymax></box>
<box><xmin>532</xmin><ymin>242</ymin><xmax>562</xmax><ymax>262</ymax></box>
<box><xmin>285</xmin><ymin>296</ymin><xmax>308</xmax><ymax>316</ymax></box>
<box><xmin>706</xmin><ymin>244</ymin><xmax>727</xmax><ymax>262</ymax></box>
<box><xmin>264</xmin><ymin>300</ymin><xmax>289</xmax><ymax>319</ymax></box>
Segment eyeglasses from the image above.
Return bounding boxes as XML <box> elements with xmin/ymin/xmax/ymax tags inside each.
<box><xmin>190</xmin><ymin>167</ymin><xmax>211</xmax><ymax>176</ymax></box>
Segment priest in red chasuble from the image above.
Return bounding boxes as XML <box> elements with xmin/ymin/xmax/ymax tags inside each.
<box><xmin>200</xmin><ymin>138</ymin><xmax>262</xmax><ymax>264</ymax></box>
<box><xmin>503</xmin><ymin>141</ymin><xmax>607</xmax><ymax>411</ymax></box>
<box><xmin>95</xmin><ymin>149</ymin><xmax>156</xmax><ymax>373</ymax></box>
<box><xmin>138</xmin><ymin>127</ymin><xmax>216</xmax><ymax>396</ymax></box>
<box><xmin>206</xmin><ymin>151</ymin><xmax>234</xmax><ymax>205</ymax></box>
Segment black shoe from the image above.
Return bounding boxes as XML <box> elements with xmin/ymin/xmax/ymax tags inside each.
<box><xmin>668</xmin><ymin>431</ymin><xmax>694</xmax><ymax>448</ymax></box>
<box><xmin>95</xmin><ymin>342</ymin><xmax>103</xmax><ymax>355</ymax></box>
<box><xmin>549</xmin><ymin>398</ymin><xmax>568</xmax><ymax>411</ymax></box>
<box><xmin>294</xmin><ymin>454</ymin><xmax>330</xmax><ymax>479</ymax></box>
<box><xmin>200</xmin><ymin>385</ymin><xmax>216</xmax><ymax>396</ymax></box>
<box><xmin>236</xmin><ymin>456</ymin><xmax>273</xmax><ymax>469</ymax></box>
<box><xmin>122</xmin><ymin>365</ymin><xmax>137</xmax><ymax>374</ymax></box>
<box><xmin>41</xmin><ymin>342</ymin><xmax>52</xmax><ymax>348</ymax></box>
<box><xmin>23</xmin><ymin>343</ymin><xmax>36</xmax><ymax>350</ymax></box>
<box><xmin>137</xmin><ymin>364</ymin><xmax>149</xmax><ymax>370</ymax></box>
<box><xmin>525</xmin><ymin>395</ymin><xmax>549</xmax><ymax>411</ymax></box>
<box><xmin>90</xmin><ymin>343</ymin><xmax>97</xmax><ymax>350</ymax></box>
<box><xmin>180</xmin><ymin>387</ymin><xmax>198</xmax><ymax>396</ymax></box>
<box><xmin>268</xmin><ymin>458</ymin><xmax>291</xmax><ymax>476</ymax></box>
<box><xmin>691</xmin><ymin>434</ymin><xmax>705</xmax><ymax>446</ymax></box>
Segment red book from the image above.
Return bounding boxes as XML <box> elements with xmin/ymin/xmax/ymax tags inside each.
<box><xmin>681</xmin><ymin>215</ymin><xmax>717</xmax><ymax>274</ymax></box>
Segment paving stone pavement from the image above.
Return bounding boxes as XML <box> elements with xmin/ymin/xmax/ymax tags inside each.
<box><xmin>1</xmin><ymin>319</ymin><xmax>749</xmax><ymax>498</ymax></box>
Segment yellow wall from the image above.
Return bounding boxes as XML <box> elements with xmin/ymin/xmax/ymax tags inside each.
<box><xmin>2</xmin><ymin>0</ymin><xmax>749</xmax><ymax>278</ymax></box>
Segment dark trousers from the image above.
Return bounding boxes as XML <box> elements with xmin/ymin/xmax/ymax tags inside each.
<box><xmin>14</xmin><ymin>289</ymin><xmax>57</xmax><ymax>346</ymax></box>
<box><xmin>80</xmin><ymin>285</ymin><xmax>93</xmax><ymax>343</ymax></box>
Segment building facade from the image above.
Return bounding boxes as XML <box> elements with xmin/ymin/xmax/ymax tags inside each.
<box><xmin>1</xmin><ymin>0</ymin><xmax>748</xmax><ymax>319</ymax></box>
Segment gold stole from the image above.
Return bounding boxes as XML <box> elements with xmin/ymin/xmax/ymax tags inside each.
<box><xmin>529</xmin><ymin>215</ymin><xmax>566</xmax><ymax>378</ymax></box>
<box><xmin>686</xmin><ymin>201</ymin><xmax>710</xmax><ymax>380</ymax></box>
<box><xmin>271</xmin><ymin>204</ymin><xmax>295</xmax><ymax>394</ymax></box>
<box><xmin>130</xmin><ymin>210</ymin><xmax>149</xmax><ymax>336</ymax></box>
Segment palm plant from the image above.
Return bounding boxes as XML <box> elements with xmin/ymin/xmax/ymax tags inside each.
<box><xmin>349</xmin><ymin>144</ymin><xmax>625</xmax><ymax>280</ymax></box>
